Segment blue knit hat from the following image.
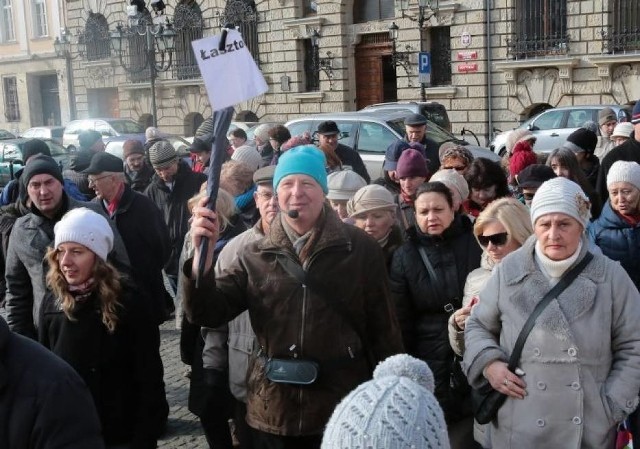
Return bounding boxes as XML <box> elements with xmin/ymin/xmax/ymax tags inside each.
<box><xmin>273</xmin><ymin>145</ymin><xmax>328</xmax><ymax>193</ymax></box>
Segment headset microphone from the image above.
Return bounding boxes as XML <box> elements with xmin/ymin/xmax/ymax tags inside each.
<box><xmin>286</xmin><ymin>210</ymin><xmax>299</xmax><ymax>219</ymax></box>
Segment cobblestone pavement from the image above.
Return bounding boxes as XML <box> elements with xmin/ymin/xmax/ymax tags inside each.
<box><xmin>158</xmin><ymin>320</ymin><xmax>208</xmax><ymax>448</ymax></box>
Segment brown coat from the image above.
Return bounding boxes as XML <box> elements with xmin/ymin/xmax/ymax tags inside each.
<box><xmin>184</xmin><ymin>207</ymin><xmax>403</xmax><ymax>436</ymax></box>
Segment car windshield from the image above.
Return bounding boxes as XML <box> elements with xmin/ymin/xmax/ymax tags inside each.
<box><xmin>45</xmin><ymin>141</ymin><xmax>67</xmax><ymax>156</ymax></box>
<box><xmin>108</xmin><ymin>120</ymin><xmax>145</xmax><ymax>134</ymax></box>
<box><xmin>386</xmin><ymin>118</ymin><xmax>466</xmax><ymax>145</ymax></box>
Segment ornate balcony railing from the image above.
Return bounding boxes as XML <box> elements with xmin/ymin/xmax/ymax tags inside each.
<box><xmin>601</xmin><ymin>0</ymin><xmax>640</xmax><ymax>54</ymax></box>
<box><xmin>507</xmin><ymin>33</ymin><xmax>570</xmax><ymax>60</ymax></box>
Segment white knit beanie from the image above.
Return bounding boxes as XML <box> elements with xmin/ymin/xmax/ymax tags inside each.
<box><xmin>54</xmin><ymin>208</ymin><xmax>114</xmax><ymax>261</ymax></box>
<box><xmin>530</xmin><ymin>177</ymin><xmax>591</xmax><ymax>229</ymax></box>
<box><xmin>607</xmin><ymin>161</ymin><xmax>640</xmax><ymax>191</ymax></box>
<box><xmin>327</xmin><ymin>170</ymin><xmax>367</xmax><ymax>201</ymax></box>
<box><xmin>430</xmin><ymin>169</ymin><xmax>470</xmax><ymax>201</ymax></box>
<box><xmin>231</xmin><ymin>145</ymin><xmax>262</xmax><ymax>171</ymax></box>
<box><xmin>321</xmin><ymin>354</ymin><xmax>450</xmax><ymax>449</ymax></box>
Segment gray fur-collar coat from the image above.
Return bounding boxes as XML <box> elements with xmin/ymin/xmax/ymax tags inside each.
<box><xmin>464</xmin><ymin>235</ymin><xmax>640</xmax><ymax>449</ymax></box>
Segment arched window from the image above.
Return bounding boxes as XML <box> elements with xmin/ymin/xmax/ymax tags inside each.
<box><xmin>353</xmin><ymin>0</ymin><xmax>394</xmax><ymax>24</ymax></box>
<box><xmin>84</xmin><ymin>12</ymin><xmax>110</xmax><ymax>61</ymax></box>
<box><xmin>184</xmin><ymin>112</ymin><xmax>204</xmax><ymax>137</ymax></box>
<box><xmin>174</xmin><ymin>0</ymin><xmax>204</xmax><ymax>80</ymax></box>
<box><xmin>220</xmin><ymin>0</ymin><xmax>259</xmax><ymax>65</ymax></box>
<box><xmin>509</xmin><ymin>0</ymin><xmax>567</xmax><ymax>59</ymax></box>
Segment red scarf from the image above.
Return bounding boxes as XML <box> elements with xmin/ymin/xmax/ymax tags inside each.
<box><xmin>106</xmin><ymin>183</ymin><xmax>125</xmax><ymax>217</ymax></box>
<box><xmin>618</xmin><ymin>211</ymin><xmax>640</xmax><ymax>226</ymax></box>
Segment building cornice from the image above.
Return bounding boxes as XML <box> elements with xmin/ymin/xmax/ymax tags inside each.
<box><xmin>588</xmin><ymin>53</ymin><xmax>640</xmax><ymax>93</ymax></box>
<box><xmin>494</xmin><ymin>57</ymin><xmax>580</xmax><ymax>96</ymax></box>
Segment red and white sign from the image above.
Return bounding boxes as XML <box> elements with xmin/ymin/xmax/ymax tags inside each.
<box><xmin>457</xmin><ymin>51</ymin><xmax>478</xmax><ymax>61</ymax></box>
<box><xmin>458</xmin><ymin>63</ymin><xmax>478</xmax><ymax>73</ymax></box>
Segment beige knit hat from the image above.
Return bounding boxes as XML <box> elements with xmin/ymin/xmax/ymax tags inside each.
<box><xmin>231</xmin><ymin>145</ymin><xmax>262</xmax><ymax>171</ymax></box>
<box><xmin>347</xmin><ymin>184</ymin><xmax>396</xmax><ymax>218</ymax></box>
<box><xmin>430</xmin><ymin>169</ymin><xmax>469</xmax><ymax>201</ymax></box>
<box><xmin>505</xmin><ymin>129</ymin><xmax>536</xmax><ymax>155</ymax></box>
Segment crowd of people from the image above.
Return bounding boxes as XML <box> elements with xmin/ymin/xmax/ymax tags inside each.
<box><xmin>1</xmin><ymin>100</ymin><xmax>640</xmax><ymax>449</ymax></box>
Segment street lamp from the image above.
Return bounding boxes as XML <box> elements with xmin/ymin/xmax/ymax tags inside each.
<box><xmin>309</xmin><ymin>29</ymin><xmax>335</xmax><ymax>90</ymax></box>
<box><xmin>54</xmin><ymin>28</ymin><xmax>84</xmax><ymax>120</ymax></box>
<box><xmin>388</xmin><ymin>22</ymin><xmax>412</xmax><ymax>79</ymax></box>
<box><xmin>395</xmin><ymin>0</ymin><xmax>439</xmax><ymax>100</ymax></box>
<box><xmin>109</xmin><ymin>14</ymin><xmax>177</xmax><ymax>127</ymax></box>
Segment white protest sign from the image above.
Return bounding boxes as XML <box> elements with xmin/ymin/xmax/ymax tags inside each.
<box><xmin>192</xmin><ymin>29</ymin><xmax>268</xmax><ymax>111</ymax></box>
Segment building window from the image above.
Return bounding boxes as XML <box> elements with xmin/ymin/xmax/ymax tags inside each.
<box><xmin>303</xmin><ymin>0</ymin><xmax>317</xmax><ymax>16</ymax></box>
<box><xmin>0</xmin><ymin>0</ymin><xmax>15</xmax><ymax>42</ymax></box>
<box><xmin>508</xmin><ymin>0</ymin><xmax>568</xmax><ymax>59</ymax></box>
<box><xmin>353</xmin><ymin>0</ymin><xmax>394</xmax><ymax>24</ymax></box>
<box><xmin>303</xmin><ymin>39</ymin><xmax>319</xmax><ymax>92</ymax></box>
<box><xmin>430</xmin><ymin>27</ymin><xmax>451</xmax><ymax>86</ymax></box>
<box><xmin>173</xmin><ymin>1</ymin><xmax>204</xmax><ymax>80</ymax></box>
<box><xmin>32</xmin><ymin>0</ymin><xmax>48</xmax><ymax>37</ymax></box>
<box><xmin>84</xmin><ymin>12</ymin><xmax>110</xmax><ymax>61</ymax></box>
<box><xmin>3</xmin><ymin>77</ymin><xmax>20</xmax><ymax>121</ymax></box>
<box><xmin>220</xmin><ymin>0</ymin><xmax>259</xmax><ymax>65</ymax></box>
<box><xmin>605</xmin><ymin>0</ymin><xmax>640</xmax><ymax>53</ymax></box>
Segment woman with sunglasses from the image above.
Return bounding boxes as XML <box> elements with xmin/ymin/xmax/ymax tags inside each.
<box><xmin>390</xmin><ymin>181</ymin><xmax>482</xmax><ymax>448</ymax></box>
<box><xmin>464</xmin><ymin>177</ymin><xmax>640</xmax><ymax>448</ymax></box>
<box><xmin>446</xmin><ymin>198</ymin><xmax>532</xmax><ymax>448</ymax></box>
<box><xmin>440</xmin><ymin>145</ymin><xmax>474</xmax><ymax>176</ymax></box>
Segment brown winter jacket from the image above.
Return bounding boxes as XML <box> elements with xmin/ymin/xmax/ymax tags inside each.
<box><xmin>184</xmin><ymin>206</ymin><xmax>404</xmax><ymax>436</ymax></box>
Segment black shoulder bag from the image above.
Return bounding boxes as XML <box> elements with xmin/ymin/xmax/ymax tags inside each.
<box><xmin>472</xmin><ymin>252</ymin><xmax>593</xmax><ymax>424</ymax></box>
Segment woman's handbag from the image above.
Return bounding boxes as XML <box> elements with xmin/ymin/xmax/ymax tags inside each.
<box><xmin>472</xmin><ymin>252</ymin><xmax>594</xmax><ymax>425</ymax></box>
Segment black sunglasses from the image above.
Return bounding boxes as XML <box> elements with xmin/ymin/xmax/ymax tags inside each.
<box><xmin>478</xmin><ymin>232</ymin><xmax>509</xmax><ymax>247</ymax></box>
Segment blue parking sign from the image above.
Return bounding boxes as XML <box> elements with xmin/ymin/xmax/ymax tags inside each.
<box><xmin>418</xmin><ymin>52</ymin><xmax>431</xmax><ymax>84</ymax></box>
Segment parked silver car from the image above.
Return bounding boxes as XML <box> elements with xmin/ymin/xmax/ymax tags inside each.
<box><xmin>63</xmin><ymin>118</ymin><xmax>145</xmax><ymax>152</ymax></box>
<box><xmin>21</xmin><ymin>126</ymin><xmax>65</xmax><ymax>145</ymax></box>
<box><xmin>285</xmin><ymin>111</ymin><xmax>499</xmax><ymax>180</ymax></box>
<box><xmin>490</xmin><ymin>105</ymin><xmax>631</xmax><ymax>156</ymax></box>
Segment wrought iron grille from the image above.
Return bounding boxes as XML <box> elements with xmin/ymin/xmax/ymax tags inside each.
<box><xmin>507</xmin><ymin>0</ymin><xmax>568</xmax><ymax>59</ymax></box>
<box><xmin>602</xmin><ymin>0</ymin><xmax>640</xmax><ymax>53</ymax></box>
<box><xmin>304</xmin><ymin>39</ymin><xmax>320</xmax><ymax>92</ymax></box>
<box><xmin>85</xmin><ymin>12</ymin><xmax>111</xmax><ymax>61</ymax></box>
<box><xmin>128</xmin><ymin>13</ymin><xmax>153</xmax><ymax>83</ymax></box>
<box><xmin>219</xmin><ymin>0</ymin><xmax>259</xmax><ymax>65</ymax></box>
<box><xmin>3</xmin><ymin>76</ymin><xmax>19</xmax><ymax>121</ymax></box>
<box><xmin>430</xmin><ymin>26</ymin><xmax>451</xmax><ymax>86</ymax></box>
<box><xmin>172</xmin><ymin>2</ymin><xmax>204</xmax><ymax>80</ymax></box>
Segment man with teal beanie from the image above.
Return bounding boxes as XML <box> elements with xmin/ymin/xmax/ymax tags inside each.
<box><xmin>183</xmin><ymin>144</ymin><xmax>403</xmax><ymax>448</ymax></box>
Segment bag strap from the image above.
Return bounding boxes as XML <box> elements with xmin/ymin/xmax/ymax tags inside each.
<box><xmin>507</xmin><ymin>252</ymin><xmax>593</xmax><ymax>371</ymax></box>
<box><xmin>275</xmin><ymin>254</ymin><xmax>375</xmax><ymax>369</ymax></box>
<box><xmin>416</xmin><ymin>246</ymin><xmax>449</xmax><ymax>310</ymax></box>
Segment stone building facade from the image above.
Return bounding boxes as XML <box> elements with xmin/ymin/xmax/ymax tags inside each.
<box><xmin>0</xmin><ymin>0</ymin><xmax>68</xmax><ymax>134</ymax></box>
<box><xmin>54</xmin><ymin>0</ymin><xmax>640</xmax><ymax>142</ymax></box>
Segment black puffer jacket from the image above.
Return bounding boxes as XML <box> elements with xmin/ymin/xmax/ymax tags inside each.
<box><xmin>144</xmin><ymin>160</ymin><xmax>206</xmax><ymax>277</ymax></box>
<box><xmin>389</xmin><ymin>214</ymin><xmax>481</xmax><ymax>422</ymax></box>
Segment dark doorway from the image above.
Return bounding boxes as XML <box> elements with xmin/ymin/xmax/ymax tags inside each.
<box><xmin>40</xmin><ymin>75</ymin><xmax>61</xmax><ymax>126</ymax></box>
<box><xmin>355</xmin><ymin>33</ymin><xmax>394</xmax><ymax>109</ymax></box>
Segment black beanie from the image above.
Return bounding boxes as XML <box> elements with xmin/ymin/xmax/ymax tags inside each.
<box><xmin>22</xmin><ymin>154</ymin><xmax>64</xmax><ymax>186</ymax></box>
<box><xmin>563</xmin><ymin>128</ymin><xmax>597</xmax><ymax>155</ymax></box>
<box><xmin>22</xmin><ymin>139</ymin><xmax>51</xmax><ymax>162</ymax></box>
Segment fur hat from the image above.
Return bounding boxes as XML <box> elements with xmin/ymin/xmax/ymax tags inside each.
<box><xmin>563</xmin><ymin>128</ymin><xmax>597</xmax><ymax>154</ymax></box>
<box><xmin>347</xmin><ymin>184</ymin><xmax>396</xmax><ymax>218</ymax></box>
<box><xmin>327</xmin><ymin>170</ymin><xmax>367</xmax><ymax>201</ymax></box>
<box><xmin>530</xmin><ymin>177</ymin><xmax>591</xmax><ymax>229</ymax></box>
<box><xmin>430</xmin><ymin>169</ymin><xmax>469</xmax><ymax>201</ymax></box>
<box><xmin>122</xmin><ymin>139</ymin><xmax>145</xmax><ymax>159</ymax></box>
<box><xmin>54</xmin><ymin>208</ymin><xmax>114</xmax><ymax>261</ymax></box>
<box><xmin>321</xmin><ymin>354</ymin><xmax>450</xmax><ymax>449</ymax></box>
<box><xmin>148</xmin><ymin>140</ymin><xmax>178</xmax><ymax>169</ymax></box>
<box><xmin>599</xmin><ymin>107</ymin><xmax>617</xmax><ymax>126</ymax></box>
<box><xmin>231</xmin><ymin>145</ymin><xmax>262</xmax><ymax>171</ymax></box>
<box><xmin>273</xmin><ymin>145</ymin><xmax>328</xmax><ymax>193</ymax></box>
<box><xmin>607</xmin><ymin>161</ymin><xmax>640</xmax><ymax>191</ymax></box>
<box><xmin>396</xmin><ymin>149</ymin><xmax>428</xmax><ymax>179</ymax></box>
<box><xmin>611</xmin><ymin>122</ymin><xmax>635</xmax><ymax>139</ymax></box>
<box><xmin>505</xmin><ymin>129</ymin><xmax>536</xmax><ymax>155</ymax></box>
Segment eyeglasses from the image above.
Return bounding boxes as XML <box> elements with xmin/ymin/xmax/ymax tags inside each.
<box><xmin>87</xmin><ymin>175</ymin><xmax>111</xmax><ymax>185</ymax></box>
<box><xmin>478</xmin><ymin>232</ymin><xmax>509</xmax><ymax>247</ymax></box>
<box><xmin>442</xmin><ymin>165</ymin><xmax>466</xmax><ymax>172</ymax></box>
<box><xmin>522</xmin><ymin>192</ymin><xmax>536</xmax><ymax>201</ymax></box>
